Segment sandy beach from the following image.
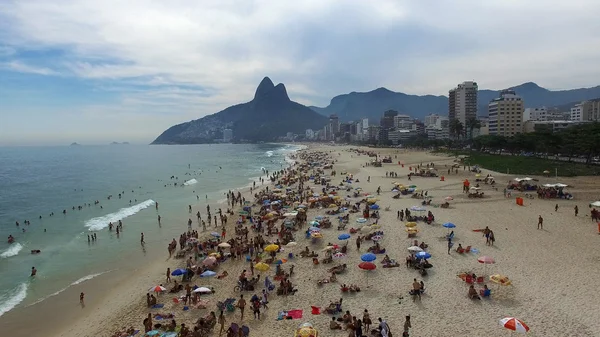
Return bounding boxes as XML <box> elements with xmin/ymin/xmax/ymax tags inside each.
<box><xmin>34</xmin><ymin>145</ymin><xmax>600</xmax><ymax>337</ymax></box>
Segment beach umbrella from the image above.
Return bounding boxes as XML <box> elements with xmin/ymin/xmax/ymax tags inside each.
<box><xmin>338</xmin><ymin>233</ymin><xmax>351</xmax><ymax>240</ymax></box>
<box><xmin>171</xmin><ymin>268</ymin><xmax>187</xmax><ymax>276</ymax></box>
<box><xmin>392</xmin><ymin>188</ymin><xmax>399</xmax><ymax>193</ymax></box>
<box><xmin>444</xmin><ymin>196</ymin><xmax>454</xmax><ymax>201</ymax></box>
<box><xmin>358</xmin><ymin>262</ymin><xmax>376</xmax><ymax>270</ymax></box>
<box><xmin>254</xmin><ymin>262</ymin><xmax>270</xmax><ymax>272</ymax></box>
<box><xmin>203</xmin><ymin>256</ymin><xmax>217</xmax><ymax>266</ymax></box>
<box><xmin>210</xmin><ymin>232</ymin><xmax>221</xmax><ymax>238</ymax></box>
<box><xmin>308</xmin><ymin>227</ymin><xmax>320</xmax><ymax>233</ymax></box>
<box><xmin>407</xmin><ymin>246</ymin><xmax>423</xmax><ymax>253</ymax></box>
<box><xmin>478</xmin><ymin>256</ymin><xmax>495</xmax><ymax>275</ymax></box>
<box><xmin>200</xmin><ymin>270</ymin><xmax>216</xmax><ymax>278</ymax></box>
<box><xmin>369</xmin><ymin>204</ymin><xmax>380</xmax><ymax>210</ymax></box>
<box><xmin>322</xmin><ymin>246</ymin><xmax>335</xmax><ymax>251</ymax></box>
<box><xmin>295</xmin><ymin>323</ymin><xmax>318</xmax><ymax>337</ymax></box>
<box><xmin>145</xmin><ymin>330</ymin><xmax>161</xmax><ymax>336</ymax></box>
<box><xmin>192</xmin><ymin>287</ymin><xmax>212</xmax><ymax>294</ymax></box>
<box><xmin>264</xmin><ymin>244</ymin><xmax>279</xmax><ymax>252</ymax></box>
<box><xmin>286</xmin><ymin>242</ymin><xmax>298</xmax><ymax>247</ymax></box>
<box><xmin>311</xmin><ymin>232</ymin><xmax>323</xmax><ymax>239</ymax></box>
<box><xmin>309</xmin><ymin>221</ymin><xmax>320</xmax><ymax>226</ymax></box>
<box><xmin>409</xmin><ymin>185</ymin><xmax>417</xmax><ymax>188</ymax></box>
<box><xmin>361</xmin><ymin>253</ymin><xmax>376</xmax><ymax>262</ymax></box>
<box><xmin>371</xmin><ymin>235</ymin><xmax>383</xmax><ymax>242</ymax></box>
<box><xmin>150</xmin><ymin>285</ymin><xmax>166</xmax><ymax>293</ymax></box>
<box><xmin>591</xmin><ymin>201</ymin><xmax>600</xmax><ymax>207</ymax></box>
<box><xmin>274</xmin><ymin>259</ymin><xmax>287</xmax><ymax>265</ymax></box>
<box><xmin>442</xmin><ymin>222</ymin><xmax>456</xmax><ymax>228</ymax></box>
<box><xmin>333</xmin><ymin>252</ymin><xmax>347</xmax><ymax>259</ymax></box>
<box><xmin>415</xmin><ymin>252</ymin><xmax>431</xmax><ymax>259</ymax></box>
<box><xmin>405</xmin><ymin>222</ymin><xmax>417</xmax><ymax>228</ymax></box>
<box><xmin>328</xmin><ymin>204</ymin><xmax>337</xmax><ymax>208</ymax></box>
<box><xmin>499</xmin><ymin>317</ymin><xmax>529</xmax><ymax>333</ymax></box>
<box><xmin>218</xmin><ymin>242</ymin><xmax>231</xmax><ymax>248</ymax></box>
<box><xmin>356</xmin><ymin>218</ymin><xmax>367</xmax><ymax>223</ymax></box>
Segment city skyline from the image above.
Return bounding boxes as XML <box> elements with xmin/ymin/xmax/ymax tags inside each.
<box><xmin>2</xmin><ymin>1</ymin><xmax>600</xmax><ymax>145</ymax></box>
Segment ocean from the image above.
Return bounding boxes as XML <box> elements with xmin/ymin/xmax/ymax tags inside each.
<box><xmin>0</xmin><ymin>143</ymin><xmax>301</xmax><ymax>317</ymax></box>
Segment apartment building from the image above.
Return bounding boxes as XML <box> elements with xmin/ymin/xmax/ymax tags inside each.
<box><xmin>488</xmin><ymin>89</ymin><xmax>524</xmax><ymax>137</ymax></box>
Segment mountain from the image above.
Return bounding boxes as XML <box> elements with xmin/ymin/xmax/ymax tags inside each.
<box><xmin>152</xmin><ymin>77</ymin><xmax>328</xmax><ymax>144</ymax></box>
<box><xmin>312</xmin><ymin>82</ymin><xmax>600</xmax><ymax>121</ymax></box>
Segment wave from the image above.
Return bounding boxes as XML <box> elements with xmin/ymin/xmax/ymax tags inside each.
<box><xmin>85</xmin><ymin>199</ymin><xmax>155</xmax><ymax>231</ymax></box>
<box><xmin>265</xmin><ymin>151</ymin><xmax>274</xmax><ymax>157</ymax></box>
<box><xmin>0</xmin><ymin>283</ymin><xmax>28</xmax><ymax>317</ymax></box>
<box><xmin>1</xmin><ymin>243</ymin><xmax>23</xmax><ymax>258</ymax></box>
<box><xmin>183</xmin><ymin>179</ymin><xmax>198</xmax><ymax>186</ymax></box>
<box><xmin>29</xmin><ymin>271</ymin><xmax>110</xmax><ymax>306</ymax></box>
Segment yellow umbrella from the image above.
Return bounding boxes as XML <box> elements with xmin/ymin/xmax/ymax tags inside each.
<box><xmin>405</xmin><ymin>222</ymin><xmax>417</xmax><ymax>228</ymax></box>
<box><xmin>489</xmin><ymin>274</ymin><xmax>512</xmax><ymax>286</ymax></box>
<box><xmin>406</xmin><ymin>228</ymin><xmax>419</xmax><ymax>233</ymax></box>
<box><xmin>295</xmin><ymin>326</ymin><xmax>318</xmax><ymax>337</ymax></box>
<box><xmin>264</xmin><ymin>244</ymin><xmax>279</xmax><ymax>252</ymax></box>
<box><xmin>475</xmin><ymin>174</ymin><xmax>481</xmax><ymax>177</ymax></box>
<box><xmin>311</xmin><ymin>232</ymin><xmax>323</xmax><ymax>238</ymax></box>
<box><xmin>254</xmin><ymin>262</ymin><xmax>270</xmax><ymax>272</ymax></box>
<box><xmin>328</xmin><ymin>204</ymin><xmax>337</xmax><ymax>208</ymax></box>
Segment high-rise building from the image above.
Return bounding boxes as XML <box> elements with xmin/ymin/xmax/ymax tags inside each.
<box><xmin>449</xmin><ymin>81</ymin><xmax>478</xmax><ymax>126</ymax></box>
<box><xmin>393</xmin><ymin>114</ymin><xmax>412</xmax><ymax>129</ymax></box>
<box><xmin>329</xmin><ymin>114</ymin><xmax>340</xmax><ymax>136</ymax></box>
<box><xmin>571</xmin><ymin>99</ymin><xmax>600</xmax><ymax>121</ymax></box>
<box><xmin>223</xmin><ymin>129</ymin><xmax>233</xmax><ymax>142</ymax></box>
<box><xmin>380</xmin><ymin>110</ymin><xmax>398</xmax><ymax>129</ymax></box>
<box><xmin>488</xmin><ymin>89</ymin><xmax>524</xmax><ymax>137</ymax></box>
<box><xmin>424</xmin><ymin>114</ymin><xmax>440</xmax><ymax>127</ymax></box>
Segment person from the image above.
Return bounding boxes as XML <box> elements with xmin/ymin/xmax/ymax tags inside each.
<box><xmin>355</xmin><ymin>319</ymin><xmax>363</xmax><ymax>337</ymax></box>
<box><xmin>330</xmin><ymin>317</ymin><xmax>342</xmax><ymax>330</ymax></box>
<box><xmin>141</xmin><ymin>232</ymin><xmax>145</xmax><ymax>244</ymax></box>
<box><xmin>574</xmin><ymin>205</ymin><xmax>579</xmax><ymax>216</ymax></box>
<box><xmin>237</xmin><ymin>294</ymin><xmax>246</xmax><ymax>320</ymax></box>
<box><xmin>537</xmin><ymin>215</ymin><xmax>543</xmax><ymax>230</ymax></box>
<box><xmin>31</xmin><ymin>266</ymin><xmax>37</xmax><ymax>277</ymax></box>
<box><xmin>412</xmin><ymin>278</ymin><xmax>421</xmax><ymax>301</ymax></box>
<box><xmin>555</xmin><ymin>204</ymin><xmax>559</xmax><ymax>212</ymax></box>
<box><xmin>447</xmin><ymin>238</ymin><xmax>453</xmax><ymax>254</ymax></box>
<box><xmin>363</xmin><ymin>309</ymin><xmax>372</xmax><ymax>332</ymax></box>
<box><xmin>378</xmin><ymin>317</ymin><xmax>391</xmax><ymax>337</ymax></box>
<box><xmin>166</xmin><ymin>268</ymin><xmax>171</xmax><ymax>283</ymax></box>
<box><xmin>468</xmin><ymin>285</ymin><xmax>480</xmax><ymax>300</ymax></box>
<box><xmin>404</xmin><ymin>315</ymin><xmax>411</xmax><ymax>334</ymax></box>
<box><xmin>218</xmin><ymin>311</ymin><xmax>226</xmax><ymax>336</ymax></box>
<box><xmin>80</xmin><ymin>292</ymin><xmax>85</xmax><ymax>306</ymax></box>
<box><xmin>252</xmin><ymin>295</ymin><xmax>261</xmax><ymax>319</ymax></box>
<box><xmin>489</xmin><ymin>231</ymin><xmax>495</xmax><ymax>246</ymax></box>
<box><xmin>261</xmin><ymin>289</ymin><xmax>268</xmax><ymax>309</ymax></box>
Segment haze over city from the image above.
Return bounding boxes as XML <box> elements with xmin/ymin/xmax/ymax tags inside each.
<box><xmin>1</xmin><ymin>0</ymin><xmax>600</xmax><ymax>145</ymax></box>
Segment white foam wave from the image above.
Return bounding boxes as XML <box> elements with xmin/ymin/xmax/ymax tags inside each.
<box><xmin>29</xmin><ymin>271</ymin><xmax>110</xmax><ymax>306</ymax></box>
<box><xmin>183</xmin><ymin>179</ymin><xmax>198</xmax><ymax>186</ymax></box>
<box><xmin>265</xmin><ymin>151</ymin><xmax>274</xmax><ymax>157</ymax></box>
<box><xmin>1</xmin><ymin>243</ymin><xmax>23</xmax><ymax>258</ymax></box>
<box><xmin>85</xmin><ymin>199</ymin><xmax>155</xmax><ymax>231</ymax></box>
<box><xmin>0</xmin><ymin>283</ymin><xmax>28</xmax><ymax>317</ymax></box>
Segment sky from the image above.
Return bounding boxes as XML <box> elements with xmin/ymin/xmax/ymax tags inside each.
<box><xmin>1</xmin><ymin>0</ymin><xmax>600</xmax><ymax>145</ymax></box>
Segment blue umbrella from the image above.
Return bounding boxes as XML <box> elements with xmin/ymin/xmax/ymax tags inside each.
<box><xmin>338</xmin><ymin>233</ymin><xmax>351</xmax><ymax>240</ymax></box>
<box><xmin>361</xmin><ymin>253</ymin><xmax>377</xmax><ymax>262</ymax></box>
<box><xmin>308</xmin><ymin>226</ymin><xmax>320</xmax><ymax>232</ymax></box>
<box><xmin>369</xmin><ymin>204</ymin><xmax>380</xmax><ymax>210</ymax></box>
<box><xmin>210</xmin><ymin>232</ymin><xmax>221</xmax><ymax>238</ymax></box>
<box><xmin>200</xmin><ymin>270</ymin><xmax>216</xmax><ymax>278</ymax></box>
<box><xmin>415</xmin><ymin>252</ymin><xmax>431</xmax><ymax>259</ymax></box>
<box><xmin>442</xmin><ymin>223</ymin><xmax>456</xmax><ymax>229</ymax></box>
<box><xmin>171</xmin><ymin>268</ymin><xmax>187</xmax><ymax>276</ymax></box>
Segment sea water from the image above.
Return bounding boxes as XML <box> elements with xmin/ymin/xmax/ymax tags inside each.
<box><xmin>0</xmin><ymin>143</ymin><xmax>301</xmax><ymax>317</ymax></box>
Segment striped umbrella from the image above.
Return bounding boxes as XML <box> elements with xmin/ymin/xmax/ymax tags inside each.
<box><xmin>333</xmin><ymin>252</ymin><xmax>347</xmax><ymax>259</ymax></box>
<box><xmin>499</xmin><ymin>317</ymin><xmax>529</xmax><ymax>333</ymax></box>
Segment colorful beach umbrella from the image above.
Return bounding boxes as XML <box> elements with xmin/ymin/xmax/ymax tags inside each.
<box><xmin>333</xmin><ymin>252</ymin><xmax>347</xmax><ymax>259</ymax></box>
<box><xmin>311</xmin><ymin>232</ymin><xmax>323</xmax><ymax>239</ymax></box>
<box><xmin>369</xmin><ymin>204</ymin><xmax>380</xmax><ymax>210</ymax></box>
<box><xmin>192</xmin><ymin>287</ymin><xmax>212</xmax><ymax>294</ymax></box>
<box><xmin>478</xmin><ymin>256</ymin><xmax>495</xmax><ymax>264</ymax></box>
<box><xmin>415</xmin><ymin>252</ymin><xmax>431</xmax><ymax>259</ymax></box>
<box><xmin>442</xmin><ymin>222</ymin><xmax>456</xmax><ymax>228</ymax></box>
<box><xmin>361</xmin><ymin>253</ymin><xmax>376</xmax><ymax>262</ymax></box>
<box><xmin>150</xmin><ymin>285</ymin><xmax>166</xmax><ymax>293</ymax></box>
<box><xmin>145</xmin><ymin>330</ymin><xmax>160</xmax><ymax>336</ymax></box>
<box><xmin>407</xmin><ymin>246</ymin><xmax>423</xmax><ymax>253</ymax></box>
<box><xmin>171</xmin><ymin>268</ymin><xmax>187</xmax><ymax>276</ymax></box>
<box><xmin>444</xmin><ymin>196</ymin><xmax>454</xmax><ymax>201</ymax></box>
<box><xmin>490</xmin><ymin>274</ymin><xmax>512</xmax><ymax>286</ymax></box>
<box><xmin>254</xmin><ymin>262</ymin><xmax>270</xmax><ymax>272</ymax></box>
<box><xmin>338</xmin><ymin>233</ymin><xmax>351</xmax><ymax>240</ymax></box>
<box><xmin>358</xmin><ymin>262</ymin><xmax>376</xmax><ymax>270</ymax></box>
<box><xmin>210</xmin><ymin>232</ymin><xmax>221</xmax><ymax>238</ymax></box>
<box><xmin>274</xmin><ymin>259</ymin><xmax>287</xmax><ymax>265</ymax></box>
<box><xmin>371</xmin><ymin>235</ymin><xmax>383</xmax><ymax>241</ymax></box>
<box><xmin>405</xmin><ymin>222</ymin><xmax>417</xmax><ymax>228</ymax></box>
<box><xmin>499</xmin><ymin>317</ymin><xmax>529</xmax><ymax>333</ymax></box>
<box><xmin>200</xmin><ymin>270</ymin><xmax>216</xmax><ymax>278</ymax></box>
<box><xmin>264</xmin><ymin>244</ymin><xmax>279</xmax><ymax>252</ymax></box>
<box><xmin>218</xmin><ymin>242</ymin><xmax>231</xmax><ymax>248</ymax></box>
<box><xmin>203</xmin><ymin>256</ymin><xmax>217</xmax><ymax>266</ymax></box>
<box><xmin>286</xmin><ymin>242</ymin><xmax>298</xmax><ymax>247</ymax></box>
<box><xmin>356</xmin><ymin>218</ymin><xmax>367</xmax><ymax>223</ymax></box>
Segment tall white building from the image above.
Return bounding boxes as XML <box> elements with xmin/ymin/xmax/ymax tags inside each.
<box><xmin>571</xmin><ymin>99</ymin><xmax>600</xmax><ymax>121</ymax></box>
<box><xmin>449</xmin><ymin>81</ymin><xmax>478</xmax><ymax>126</ymax></box>
<box><xmin>424</xmin><ymin>114</ymin><xmax>440</xmax><ymax>127</ymax></box>
<box><xmin>393</xmin><ymin>115</ymin><xmax>412</xmax><ymax>129</ymax></box>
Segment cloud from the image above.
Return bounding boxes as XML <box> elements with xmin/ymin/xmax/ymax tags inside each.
<box><xmin>1</xmin><ymin>0</ymin><xmax>600</xmax><ymax>144</ymax></box>
<box><xmin>1</xmin><ymin>60</ymin><xmax>58</xmax><ymax>75</ymax></box>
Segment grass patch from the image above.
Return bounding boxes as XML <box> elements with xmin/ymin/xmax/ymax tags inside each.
<box><xmin>437</xmin><ymin>151</ymin><xmax>600</xmax><ymax>177</ymax></box>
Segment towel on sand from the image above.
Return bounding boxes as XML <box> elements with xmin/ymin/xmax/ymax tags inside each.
<box><xmin>311</xmin><ymin>306</ymin><xmax>321</xmax><ymax>315</ymax></box>
<box><xmin>152</xmin><ymin>304</ymin><xmax>165</xmax><ymax>309</ymax></box>
<box><xmin>277</xmin><ymin>309</ymin><xmax>303</xmax><ymax>320</ymax></box>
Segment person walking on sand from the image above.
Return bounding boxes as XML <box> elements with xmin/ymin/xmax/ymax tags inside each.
<box><xmin>80</xmin><ymin>292</ymin><xmax>85</xmax><ymax>305</ymax></box>
<box><xmin>447</xmin><ymin>238</ymin><xmax>453</xmax><ymax>254</ymax></box>
<box><xmin>404</xmin><ymin>315</ymin><xmax>411</xmax><ymax>335</ymax></box>
<box><xmin>574</xmin><ymin>205</ymin><xmax>579</xmax><ymax>216</ymax></box>
<box><xmin>555</xmin><ymin>204</ymin><xmax>559</xmax><ymax>212</ymax></box>
<box><xmin>218</xmin><ymin>311</ymin><xmax>226</xmax><ymax>336</ymax></box>
<box><xmin>141</xmin><ymin>232</ymin><xmax>145</xmax><ymax>244</ymax></box>
<box><xmin>237</xmin><ymin>294</ymin><xmax>246</xmax><ymax>320</ymax></box>
<box><xmin>166</xmin><ymin>268</ymin><xmax>171</xmax><ymax>283</ymax></box>
<box><xmin>538</xmin><ymin>215</ymin><xmax>543</xmax><ymax>230</ymax></box>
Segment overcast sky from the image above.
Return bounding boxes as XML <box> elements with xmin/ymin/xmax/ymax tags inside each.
<box><xmin>1</xmin><ymin>0</ymin><xmax>600</xmax><ymax>145</ymax></box>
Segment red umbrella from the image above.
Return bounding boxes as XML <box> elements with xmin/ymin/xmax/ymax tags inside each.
<box><xmin>358</xmin><ymin>262</ymin><xmax>376</xmax><ymax>270</ymax></box>
<box><xmin>499</xmin><ymin>317</ymin><xmax>529</xmax><ymax>333</ymax></box>
<box><xmin>477</xmin><ymin>256</ymin><xmax>495</xmax><ymax>276</ymax></box>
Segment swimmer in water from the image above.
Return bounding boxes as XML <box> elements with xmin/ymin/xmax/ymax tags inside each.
<box><xmin>31</xmin><ymin>267</ymin><xmax>37</xmax><ymax>277</ymax></box>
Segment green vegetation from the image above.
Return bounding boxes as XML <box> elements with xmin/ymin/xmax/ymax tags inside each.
<box><xmin>449</xmin><ymin>152</ymin><xmax>600</xmax><ymax>177</ymax></box>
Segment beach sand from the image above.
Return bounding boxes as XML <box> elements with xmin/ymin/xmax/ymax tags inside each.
<box><xmin>26</xmin><ymin>145</ymin><xmax>600</xmax><ymax>337</ymax></box>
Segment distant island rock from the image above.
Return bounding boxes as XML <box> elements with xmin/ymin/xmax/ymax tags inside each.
<box><xmin>151</xmin><ymin>77</ymin><xmax>328</xmax><ymax>144</ymax></box>
<box><xmin>110</xmin><ymin>142</ymin><xmax>130</xmax><ymax>145</ymax></box>
<box><xmin>70</xmin><ymin>142</ymin><xmax>81</xmax><ymax>146</ymax></box>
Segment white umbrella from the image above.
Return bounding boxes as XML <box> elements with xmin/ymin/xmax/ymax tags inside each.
<box><xmin>192</xmin><ymin>287</ymin><xmax>213</xmax><ymax>294</ymax></box>
<box><xmin>590</xmin><ymin>201</ymin><xmax>600</xmax><ymax>207</ymax></box>
<box><xmin>218</xmin><ymin>242</ymin><xmax>231</xmax><ymax>248</ymax></box>
<box><xmin>149</xmin><ymin>285</ymin><xmax>166</xmax><ymax>293</ymax></box>
<box><xmin>286</xmin><ymin>242</ymin><xmax>298</xmax><ymax>247</ymax></box>
<box><xmin>499</xmin><ymin>317</ymin><xmax>529</xmax><ymax>333</ymax></box>
<box><xmin>407</xmin><ymin>246</ymin><xmax>423</xmax><ymax>252</ymax></box>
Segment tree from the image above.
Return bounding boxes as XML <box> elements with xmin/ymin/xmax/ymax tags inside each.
<box><xmin>465</xmin><ymin>117</ymin><xmax>481</xmax><ymax>140</ymax></box>
<box><xmin>449</xmin><ymin>119</ymin><xmax>464</xmax><ymax>141</ymax></box>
